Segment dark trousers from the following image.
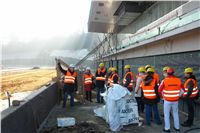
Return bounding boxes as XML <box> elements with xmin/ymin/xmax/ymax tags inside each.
<box><xmin>85</xmin><ymin>91</ymin><xmax>92</xmax><ymax>101</ymax></box>
<box><xmin>63</xmin><ymin>85</ymin><xmax>74</xmax><ymax>107</ymax></box>
<box><xmin>186</xmin><ymin>98</ymin><xmax>194</xmax><ymax>125</ymax></box>
<box><xmin>145</xmin><ymin>104</ymin><xmax>161</xmax><ymax>125</ymax></box>
<box><xmin>97</xmin><ymin>87</ymin><xmax>105</xmax><ymax>103</ymax></box>
<box><xmin>136</xmin><ymin>97</ymin><xmax>144</xmax><ymax>113</ymax></box>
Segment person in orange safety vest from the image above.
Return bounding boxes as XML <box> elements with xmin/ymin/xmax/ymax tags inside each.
<box><xmin>181</xmin><ymin>67</ymin><xmax>199</xmax><ymax>127</ymax></box>
<box><xmin>108</xmin><ymin>67</ymin><xmax>119</xmax><ymax>87</ymax></box>
<box><xmin>123</xmin><ymin>65</ymin><xmax>134</xmax><ymax>92</ymax></box>
<box><xmin>83</xmin><ymin>67</ymin><xmax>95</xmax><ymax>102</ymax></box>
<box><xmin>57</xmin><ymin>61</ymin><xmax>77</xmax><ymax>107</ymax></box>
<box><xmin>159</xmin><ymin>67</ymin><xmax>184</xmax><ymax>132</ymax></box>
<box><xmin>95</xmin><ymin>63</ymin><xmax>107</xmax><ymax>103</ymax></box>
<box><xmin>141</xmin><ymin>67</ymin><xmax>161</xmax><ymax>126</ymax></box>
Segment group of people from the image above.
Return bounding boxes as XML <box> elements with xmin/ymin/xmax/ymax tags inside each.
<box><xmin>57</xmin><ymin>59</ymin><xmax>199</xmax><ymax>132</ymax></box>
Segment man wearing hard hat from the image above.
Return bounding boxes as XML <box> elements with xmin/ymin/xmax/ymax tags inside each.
<box><xmin>57</xmin><ymin>60</ymin><xmax>77</xmax><ymax>107</ymax></box>
<box><xmin>145</xmin><ymin>65</ymin><xmax>160</xmax><ymax>86</ymax></box>
<box><xmin>108</xmin><ymin>67</ymin><xmax>119</xmax><ymax>87</ymax></box>
<box><xmin>141</xmin><ymin>67</ymin><xmax>162</xmax><ymax>126</ymax></box>
<box><xmin>122</xmin><ymin>65</ymin><xmax>134</xmax><ymax>92</ymax></box>
<box><xmin>159</xmin><ymin>68</ymin><xmax>183</xmax><ymax>132</ymax></box>
<box><xmin>95</xmin><ymin>63</ymin><xmax>107</xmax><ymax>103</ymax></box>
<box><xmin>181</xmin><ymin>67</ymin><xmax>199</xmax><ymax>127</ymax></box>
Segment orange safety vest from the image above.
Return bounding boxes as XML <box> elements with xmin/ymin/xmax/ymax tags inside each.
<box><xmin>183</xmin><ymin>78</ymin><xmax>198</xmax><ymax>98</ymax></box>
<box><xmin>123</xmin><ymin>71</ymin><xmax>134</xmax><ymax>88</ymax></box>
<box><xmin>84</xmin><ymin>74</ymin><xmax>93</xmax><ymax>85</ymax></box>
<box><xmin>141</xmin><ymin>79</ymin><xmax>157</xmax><ymax>99</ymax></box>
<box><xmin>96</xmin><ymin>68</ymin><xmax>106</xmax><ymax>81</ymax></box>
<box><xmin>64</xmin><ymin>71</ymin><xmax>77</xmax><ymax>84</ymax></box>
<box><xmin>110</xmin><ymin>73</ymin><xmax>119</xmax><ymax>86</ymax></box>
<box><xmin>163</xmin><ymin>77</ymin><xmax>181</xmax><ymax>102</ymax></box>
<box><xmin>153</xmin><ymin>73</ymin><xmax>160</xmax><ymax>86</ymax></box>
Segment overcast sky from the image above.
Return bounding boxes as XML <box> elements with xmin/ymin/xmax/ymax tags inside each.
<box><xmin>0</xmin><ymin>0</ymin><xmax>102</xmax><ymax>62</ymax></box>
<box><xmin>0</xmin><ymin>0</ymin><xmax>91</xmax><ymax>44</ymax></box>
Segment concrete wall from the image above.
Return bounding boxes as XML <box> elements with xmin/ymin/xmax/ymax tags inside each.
<box><xmin>1</xmin><ymin>82</ymin><xmax>58</xmax><ymax>133</ymax></box>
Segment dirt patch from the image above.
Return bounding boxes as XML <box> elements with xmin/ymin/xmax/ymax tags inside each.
<box><xmin>40</xmin><ymin>121</ymin><xmax>104</xmax><ymax>133</ymax></box>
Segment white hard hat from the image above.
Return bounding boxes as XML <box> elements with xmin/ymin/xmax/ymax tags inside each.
<box><xmin>86</xmin><ymin>67</ymin><xmax>90</xmax><ymax>70</ymax></box>
<box><xmin>69</xmin><ymin>64</ymin><xmax>75</xmax><ymax>68</ymax></box>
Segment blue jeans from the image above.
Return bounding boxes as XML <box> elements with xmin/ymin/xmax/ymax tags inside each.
<box><xmin>63</xmin><ymin>85</ymin><xmax>75</xmax><ymax>107</ymax></box>
<box><xmin>96</xmin><ymin>87</ymin><xmax>105</xmax><ymax>103</ymax></box>
<box><xmin>145</xmin><ymin>104</ymin><xmax>160</xmax><ymax>125</ymax></box>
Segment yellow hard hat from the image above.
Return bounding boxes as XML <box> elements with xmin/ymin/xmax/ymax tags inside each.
<box><xmin>184</xmin><ymin>67</ymin><xmax>193</xmax><ymax>73</ymax></box>
<box><xmin>138</xmin><ymin>66</ymin><xmax>146</xmax><ymax>73</ymax></box>
<box><xmin>163</xmin><ymin>66</ymin><xmax>170</xmax><ymax>72</ymax></box>
<box><xmin>125</xmin><ymin>65</ymin><xmax>131</xmax><ymax>69</ymax></box>
<box><xmin>145</xmin><ymin>65</ymin><xmax>151</xmax><ymax>70</ymax></box>
<box><xmin>111</xmin><ymin>67</ymin><xmax>117</xmax><ymax>72</ymax></box>
<box><xmin>99</xmin><ymin>63</ymin><xmax>105</xmax><ymax>67</ymax></box>
<box><xmin>147</xmin><ymin>68</ymin><xmax>155</xmax><ymax>73</ymax></box>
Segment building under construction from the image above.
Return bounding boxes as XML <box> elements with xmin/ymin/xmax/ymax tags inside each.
<box><xmin>1</xmin><ymin>1</ymin><xmax>200</xmax><ymax>133</ymax></box>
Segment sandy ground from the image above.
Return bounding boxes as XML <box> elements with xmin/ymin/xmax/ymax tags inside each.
<box><xmin>0</xmin><ymin>68</ymin><xmax>56</xmax><ymax>111</ymax></box>
<box><xmin>1</xmin><ymin>68</ymin><xmax>56</xmax><ymax>100</ymax></box>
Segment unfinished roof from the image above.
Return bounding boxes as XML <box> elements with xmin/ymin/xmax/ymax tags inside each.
<box><xmin>88</xmin><ymin>0</ymin><xmax>155</xmax><ymax>33</ymax></box>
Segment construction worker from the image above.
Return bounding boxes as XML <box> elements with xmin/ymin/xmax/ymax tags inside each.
<box><xmin>181</xmin><ymin>67</ymin><xmax>199</xmax><ymax>127</ymax></box>
<box><xmin>95</xmin><ymin>63</ymin><xmax>107</xmax><ymax>103</ymax></box>
<box><xmin>145</xmin><ymin>65</ymin><xmax>160</xmax><ymax>86</ymax></box>
<box><xmin>123</xmin><ymin>65</ymin><xmax>134</xmax><ymax>92</ymax></box>
<box><xmin>109</xmin><ymin>67</ymin><xmax>119</xmax><ymax>87</ymax></box>
<box><xmin>159</xmin><ymin>68</ymin><xmax>183</xmax><ymax>132</ymax></box>
<box><xmin>57</xmin><ymin>60</ymin><xmax>77</xmax><ymax>107</ymax></box>
<box><xmin>135</xmin><ymin>66</ymin><xmax>146</xmax><ymax>113</ymax></box>
<box><xmin>141</xmin><ymin>68</ymin><xmax>161</xmax><ymax>126</ymax></box>
<box><xmin>83</xmin><ymin>67</ymin><xmax>94</xmax><ymax>102</ymax></box>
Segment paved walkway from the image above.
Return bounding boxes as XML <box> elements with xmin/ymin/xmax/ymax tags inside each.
<box><xmin>39</xmin><ymin>99</ymin><xmax>200</xmax><ymax>133</ymax></box>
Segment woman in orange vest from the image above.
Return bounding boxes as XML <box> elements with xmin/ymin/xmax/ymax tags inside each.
<box><xmin>181</xmin><ymin>67</ymin><xmax>199</xmax><ymax>127</ymax></box>
<box><xmin>108</xmin><ymin>67</ymin><xmax>119</xmax><ymax>87</ymax></box>
<box><xmin>83</xmin><ymin>67</ymin><xmax>94</xmax><ymax>102</ymax></box>
<box><xmin>57</xmin><ymin>60</ymin><xmax>77</xmax><ymax>107</ymax></box>
<box><xmin>123</xmin><ymin>65</ymin><xmax>134</xmax><ymax>92</ymax></box>
<box><xmin>141</xmin><ymin>68</ymin><xmax>161</xmax><ymax>126</ymax></box>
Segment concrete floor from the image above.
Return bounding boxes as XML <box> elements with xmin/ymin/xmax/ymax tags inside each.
<box><xmin>39</xmin><ymin>99</ymin><xmax>200</xmax><ymax>133</ymax></box>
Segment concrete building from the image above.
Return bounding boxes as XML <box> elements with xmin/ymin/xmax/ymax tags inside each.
<box><xmin>87</xmin><ymin>0</ymin><xmax>200</xmax><ymax>118</ymax></box>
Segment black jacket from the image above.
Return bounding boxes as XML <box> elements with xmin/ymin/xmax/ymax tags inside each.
<box><xmin>95</xmin><ymin>68</ymin><xmax>107</xmax><ymax>88</ymax></box>
<box><xmin>123</xmin><ymin>73</ymin><xmax>131</xmax><ymax>88</ymax></box>
<box><xmin>113</xmin><ymin>74</ymin><xmax>119</xmax><ymax>84</ymax></box>
<box><xmin>185</xmin><ymin>75</ymin><xmax>197</xmax><ymax>99</ymax></box>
